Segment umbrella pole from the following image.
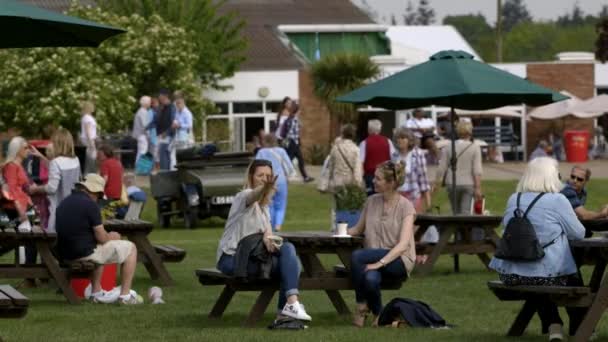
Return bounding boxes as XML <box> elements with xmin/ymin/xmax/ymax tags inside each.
<box><xmin>449</xmin><ymin>105</ymin><xmax>459</xmax><ymax>273</ymax></box>
<box><xmin>450</xmin><ymin>106</ymin><xmax>457</xmax><ymax>215</ymax></box>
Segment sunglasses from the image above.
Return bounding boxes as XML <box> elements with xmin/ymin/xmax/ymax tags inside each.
<box><xmin>570</xmin><ymin>175</ymin><xmax>586</xmax><ymax>182</ymax></box>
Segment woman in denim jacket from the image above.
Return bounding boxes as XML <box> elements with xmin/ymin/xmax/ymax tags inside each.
<box><xmin>489</xmin><ymin>157</ymin><xmax>586</xmax><ymax>341</ymax></box>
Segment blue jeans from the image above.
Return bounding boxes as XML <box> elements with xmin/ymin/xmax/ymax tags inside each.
<box><xmin>270</xmin><ymin>181</ymin><xmax>288</xmax><ymax>231</ymax></box>
<box><xmin>351</xmin><ymin>248</ymin><xmax>407</xmax><ymax>315</ymax></box>
<box><xmin>364</xmin><ymin>174</ymin><xmax>375</xmax><ymax>196</ymax></box>
<box><xmin>158</xmin><ymin>142</ymin><xmax>171</xmax><ymax>171</ymax></box>
<box><xmin>217</xmin><ymin>242</ymin><xmax>300</xmax><ymax>310</ymax></box>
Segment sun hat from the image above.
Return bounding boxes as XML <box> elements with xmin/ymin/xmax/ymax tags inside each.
<box><xmin>78</xmin><ymin>174</ymin><xmax>106</xmax><ymax>194</ymax></box>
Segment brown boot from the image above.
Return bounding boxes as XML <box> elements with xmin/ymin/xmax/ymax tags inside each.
<box><xmin>352</xmin><ymin>303</ymin><xmax>369</xmax><ymax>327</ymax></box>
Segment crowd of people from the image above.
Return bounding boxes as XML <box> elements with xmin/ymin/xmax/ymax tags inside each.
<box><xmin>0</xmin><ymin>98</ymin><xmax>149</xmax><ymax>303</ymax></box>
<box><xmin>131</xmin><ymin>89</ymin><xmax>194</xmax><ymax>172</ymax></box>
<box><xmin>218</xmin><ymin>107</ymin><xmax>607</xmax><ymax>339</ymax></box>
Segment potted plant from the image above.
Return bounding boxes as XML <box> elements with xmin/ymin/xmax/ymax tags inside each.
<box><xmin>333</xmin><ymin>183</ymin><xmax>367</xmax><ymax>228</ymax></box>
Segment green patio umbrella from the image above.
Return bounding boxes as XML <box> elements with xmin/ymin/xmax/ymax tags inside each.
<box><xmin>0</xmin><ymin>0</ymin><xmax>125</xmax><ymax>48</ymax></box>
<box><xmin>338</xmin><ymin>50</ymin><xmax>567</xmax><ymax>213</ymax></box>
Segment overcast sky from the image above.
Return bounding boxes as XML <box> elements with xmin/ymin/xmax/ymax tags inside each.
<box><xmin>353</xmin><ymin>0</ymin><xmax>608</xmax><ymax>25</ymax></box>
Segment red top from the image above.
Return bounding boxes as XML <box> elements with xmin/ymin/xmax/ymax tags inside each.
<box><xmin>2</xmin><ymin>162</ymin><xmax>32</xmax><ymax>209</ymax></box>
<box><xmin>100</xmin><ymin>158</ymin><xmax>124</xmax><ymax>200</ymax></box>
<box><xmin>363</xmin><ymin>134</ymin><xmax>390</xmax><ymax>176</ymax></box>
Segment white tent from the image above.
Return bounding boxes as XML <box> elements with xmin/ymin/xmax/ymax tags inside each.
<box><xmin>455</xmin><ymin>106</ymin><xmax>522</xmax><ymax>119</ymax></box>
<box><xmin>528</xmin><ymin>91</ymin><xmax>590</xmax><ymax>119</ymax></box>
<box><xmin>569</xmin><ymin>94</ymin><xmax>608</xmax><ymax>117</ymax></box>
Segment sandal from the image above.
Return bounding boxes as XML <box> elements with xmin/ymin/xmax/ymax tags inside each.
<box><xmin>353</xmin><ymin>303</ymin><xmax>369</xmax><ymax>327</ymax></box>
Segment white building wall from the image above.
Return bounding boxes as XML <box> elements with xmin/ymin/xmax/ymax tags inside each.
<box><xmin>204</xmin><ymin>70</ymin><xmax>299</xmax><ymax>102</ymax></box>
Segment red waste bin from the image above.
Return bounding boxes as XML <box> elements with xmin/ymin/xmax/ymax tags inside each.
<box><xmin>70</xmin><ymin>264</ymin><xmax>117</xmax><ymax>298</ymax></box>
<box><xmin>564</xmin><ymin>130</ymin><xmax>590</xmax><ymax>163</ymax></box>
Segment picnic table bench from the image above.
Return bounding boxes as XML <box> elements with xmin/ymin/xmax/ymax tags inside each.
<box><xmin>0</xmin><ymin>225</ymin><xmax>83</xmax><ymax>304</ymax></box>
<box><xmin>414</xmin><ymin>214</ymin><xmax>503</xmax><ymax>275</ymax></box>
<box><xmin>104</xmin><ymin>219</ymin><xmax>185</xmax><ymax>286</ymax></box>
<box><xmin>488</xmin><ymin>235</ymin><xmax>608</xmax><ymax>341</ymax></box>
<box><xmin>196</xmin><ymin>231</ymin><xmax>404</xmax><ymax>327</ymax></box>
<box><xmin>472</xmin><ymin>124</ymin><xmax>520</xmax><ymax>160</ymax></box>
<box><xmin>0</xmin><ymin>285</ymin><xmax>28</xmax><ymax>319</ymax></box>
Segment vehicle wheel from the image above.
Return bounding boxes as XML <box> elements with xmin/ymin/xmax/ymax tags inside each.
<box><xmin>183</xmin><ymin>208</ymin><xmax>198</xmax><ymax>229</ymax></box>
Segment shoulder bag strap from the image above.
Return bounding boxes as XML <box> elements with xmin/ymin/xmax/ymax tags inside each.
<box><xmin>336</xmin><ymin>144</ymin><xmax>354</xmax><ymax>174</ymax></box>
<box><xmin>442</xmin><ymin>142</ymin><xmax>475</xmax><ymax>181</ymax></box>
<box><xmin>523</xmin><ymin>192</ymin><xmax>546</xmax><ymax>218</ymax></box>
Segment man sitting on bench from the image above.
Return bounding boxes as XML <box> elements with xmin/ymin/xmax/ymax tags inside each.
<box><xmin>55</xmin><ymin>174</ymin><xmax>142</xmax><ymax>305</ymax></box>
<box><xmin>561</xmin><ymin>166</ymin><xmax>608</xmax><ymax>220</ymax></box>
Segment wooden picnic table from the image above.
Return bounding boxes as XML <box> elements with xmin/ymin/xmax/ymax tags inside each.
<box><xmin>414</xmin><ymin>214</ymin><xmax>503</xmax><ymax>275</ymax></box>
<box><xmin>277</xmin><ymin>231</ymin><xmax>365</xmax><ymax>316</ymax></box>
<box><xmin>0</xmin><ymin>284</ymin><xmax>28</xmax><ymax>319</ymax></box>
<box><xmin>197</xmin><ymin>231</ymin><xmax>406</xmax><ymax>326</ymax></box>
<box><xmin>0</xmin><ymin>226</ymin><xmax>81</xmax><ymax>304</ymax></box>
<box><xmin>569</xmin><ymin>238</ymin><xmax>608</xmax><ymax>341</ymax></box>
<box><xmin>103</xmin><ymin>219</ymin><xmax>174</xmax><ymax>286</ymax></box>
<box><xmin>498</xmin><ymin>237</ymin><xmax>608</xmax><ymax>342</ymax></box>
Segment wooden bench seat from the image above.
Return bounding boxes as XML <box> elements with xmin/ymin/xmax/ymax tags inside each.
<box><xmin>153</xmin><ymin>245</ymin><xmax>186</xmax><ymax>263</ymax></box>
<box><xmin>0</xmin><ymin>285</ymin><xmax>29</xmax><ymax>319</ymax></box>
<box><xmin>488</xmin><ymin>280</ymin><xmax>592</xmax><ymax>306</ymax></box>
<box><xmin>488</xmin><ymin>280</ymin><xmax>595</xmax><ymax>337</ymax></box>
<box><xmin>61</xmin><ymin>260</ymin><xmax>97</xmax><ymax>279</ymax></box>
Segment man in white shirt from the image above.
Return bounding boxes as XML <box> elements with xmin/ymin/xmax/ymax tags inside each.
<box><xmin>405</xmin><ymin>109</ymin><xmax>439</xmax><ymax>163</ymax></box>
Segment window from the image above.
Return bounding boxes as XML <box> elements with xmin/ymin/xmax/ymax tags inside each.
<box><xmin>212</xmin><ymin>102</ymin><xmax>229</xmax><ymax>115</ymax></box>
<box><xmin>233</xmin><ymin>102</ymin><xmax>263</xmax><ymax>113</ymax></box>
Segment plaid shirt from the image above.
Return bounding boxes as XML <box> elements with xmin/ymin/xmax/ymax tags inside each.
<box><xmin>392</xmin><ymin>147</ymin><xmax>430</xmax><ymax>199</ymax></box>
<box><xmin>286</xmin><ymin>116</ymin><xmax>300</xmax><ymax>143</ymax></box>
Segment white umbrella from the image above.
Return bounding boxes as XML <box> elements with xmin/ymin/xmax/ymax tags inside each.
<box><xmin>528</xmin><ymin>91</ymin><xmax>589</xmax><ymax>119</ymax></box>
<box><xmin>569</xmin><ymin>94</ymin><xmax>608</xmax><ymax>118</ymax></box>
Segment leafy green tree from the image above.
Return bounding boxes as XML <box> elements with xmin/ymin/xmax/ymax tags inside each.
<box><xmin>502</xmin><ymin>0</ymin><xmax>532</xmax><ymax>32</ymax></box>
<box><xmin>502</xmin><ymin>22</ymin><xmax>557</xmax><ymax>61</ymax></box>
<box><xmin>99</xmin><ymin>0</ymin><xmax>247</xmax><ymax>89</ymax></box>
<box><xmin>311</xmin><ymin>54</ymin><xmax>379</xmax><ymax>124</ymax></box>
<box><xmin>443</xmin><ymin>14</ymin><xmax>492</xmax><ymax>49</ymax></box>
<box><xmin>403</xmin><ymin>1</ymin><xmax>417</xmax><ymax>25</ymax></box>
<box><xmin>0</xmin><ymin>6</ymin><xmax>213</xmax><ymax>136</ymax></box>
<box><xmin>416</xmin><ymin>0</ymin><xmax>436</xmax><ymax>25</ymax></box>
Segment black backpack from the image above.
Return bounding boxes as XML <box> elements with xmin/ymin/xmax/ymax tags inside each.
<box><xmin>495</xmin><ymin>192</ymin><xmax>558</xmax><ymax>262</ymax></box>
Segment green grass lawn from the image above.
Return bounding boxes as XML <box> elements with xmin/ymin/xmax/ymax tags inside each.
<box><xmin>1</xmin><ymin>180</ymin><xmax>608</xmax><ymax>341</ymax></box>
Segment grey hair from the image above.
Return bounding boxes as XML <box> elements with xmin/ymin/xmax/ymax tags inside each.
<box><xmin>140</xmin><ymin>95</ymin><xmax>151</xmax><ymax>107</ymax></box>
<box><xmin>4</xmin><ymin>136</ymin><xmax>27</xmax><ymax>165</ymax></box>
<box><xmin>516</xmin><ymin>157</ymin><xmax>563</xmax><ymax>193</ymax></box>
<box><xmin>393</xmin><ymin>127</ymin><xmax>417</xmax><ymax>152</ymax></box>
<box><xmin>538</xmin><ymin>140</ymin><xmax>548</xmax><ymax>148</ymax></box>
<box><xmin>368</xmin><ymin>119</ymin><xmax>382</xmax><ymax>134</ymax></box>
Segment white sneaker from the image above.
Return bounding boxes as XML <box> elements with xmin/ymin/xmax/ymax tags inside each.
<box><xmin>281</xmin><ymin>301</ymin><xmax>311</xmax><ymax>321</ymax></box>
<box><xmin>119</xmin><ymin>292</ymin><xmax>144</xmax><ymax>305</ymax></box>
<box><xmin>92</xmin><ymin>290</ymin><xmax>120</xmax><ymax>304</ymax></box>
<box><xmin>17</xmin><ymin>220</ymin><xmax>32</xmax><ymax>233</ymax></box>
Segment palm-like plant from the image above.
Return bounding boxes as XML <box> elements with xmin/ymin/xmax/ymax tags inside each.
<box><xmin>311</xmin><ymin>53</ymin><xmax>380</xmax><ymax>123</ymax></box>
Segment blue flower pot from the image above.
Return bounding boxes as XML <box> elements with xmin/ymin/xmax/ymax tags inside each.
<box><xmin>335</xmin><ymin>210</ymin><xmax>361</xmax><ymax>228</ymax></box>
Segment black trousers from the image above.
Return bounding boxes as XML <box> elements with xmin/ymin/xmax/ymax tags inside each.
<box><xmin>286</xmin><ymin>139</ymin><xmax>308</xmax><ymax>178</ymax></box>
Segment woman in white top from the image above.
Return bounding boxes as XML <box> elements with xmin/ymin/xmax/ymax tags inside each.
<box><xmin>79</xmin><ymin>101</ymin><xmax>98</xmax><ymax>174</ymax></box>
<box><xmin>31</xmin><ymin>128</ymin><xmax>81</xmax><ymax>233</ymax></box>
<box><xmin>216</xmin><ymin>159</ymin><xmax>311</xmax><ymax>321</ymax></box>
<box><xmin>274</xmin><ymin>96</ymin><xmax>293</xmax><ymax>141</ymax></box>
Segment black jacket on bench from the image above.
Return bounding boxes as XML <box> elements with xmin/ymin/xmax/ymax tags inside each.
<box><xmin>234</xmin><ymin>233</ymin><xmax>273</xmax><ymax>280</ymax></box>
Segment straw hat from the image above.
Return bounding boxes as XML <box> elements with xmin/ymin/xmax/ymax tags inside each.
<box><xmin>78</xmin><ymin>174</ymin><xmax>106</xmax><ymax>194</ymax></box>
